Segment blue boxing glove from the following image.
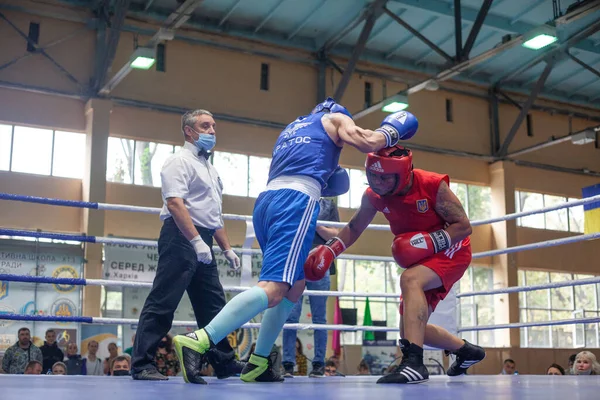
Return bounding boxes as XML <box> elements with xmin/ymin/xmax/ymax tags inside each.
<box><xmin>375</xmin><ymin>111</ymin><xmax>419</xmax><ymax>147</ymax></box>
<box><xmin>322</xmin><ymin>166</ymin><xmax>350</xmax><ymax>197</ymax></box>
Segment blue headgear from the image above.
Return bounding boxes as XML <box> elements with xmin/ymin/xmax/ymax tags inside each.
<box><xmin>311</xmin><ymin>97</ymin><xmax>352</xmax><ymax>119</ymax></box>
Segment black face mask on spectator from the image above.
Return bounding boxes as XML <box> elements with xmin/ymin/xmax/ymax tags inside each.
<box><xmin>157</xmin><ymin>341</ymin><xmax>167</xmax><ymax>348</ymax></box>
<box><xmin>113</xmin><ymin>370</ymin><xmax>129</xmax><ymax>376</ymax></box>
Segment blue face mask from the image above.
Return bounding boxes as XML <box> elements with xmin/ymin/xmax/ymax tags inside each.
<box><xmin>193</xmin><ymin>132</ymin><xmax>216</xmax><ymax>152</ymax></box>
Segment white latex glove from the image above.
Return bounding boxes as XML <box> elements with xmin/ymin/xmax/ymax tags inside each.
<box><xmin>222</xmin><ymin>249</ymin><xmax>241</xmax><ymax>271</ymax></box>
<box><xmin>191</xmin><ymin>235</ymin><xmax>213</xmax><ymax>264</ymax></box>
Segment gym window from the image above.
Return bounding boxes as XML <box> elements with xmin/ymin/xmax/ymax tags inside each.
<box><xmin>515</xmin><ymin>191</ymin><xmax>584</xmax><ymax>233</ymax></box>
<box><xmin>260</xmin><ymin>63</ymin><xmax>269</xmax><ymax>91</ymax></box>
<box><xmin>27</xmin><ymin>22</ymin><xmax>40</xmax><ymax>52</ymax></box>
<box><xmin>364</xmin><ymin>82</ymin><xmax>372</xmax><ymax>108</ymax></box>
<box><xmin>446</xmin><ymin>98</ymin><xmax>453</xmax><ymax>123</ymax></box>
<box><xmin>156</xmin><ymin>43</ymin><xmax>166</xmax><ymax>72</ymax></box>
<box><xmin>0</xmin><ymin>123</ymin><xmax>85</xmax><ymax>179</ymax></box>
<box><xmin>526</xmin><ymin>114</ymin><xmax>533</xmax><ymax>137</ymax></box>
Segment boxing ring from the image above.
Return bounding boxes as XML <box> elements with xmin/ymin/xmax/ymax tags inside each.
<box><xmin>1</xmin><ymin>192</ymin><xmax>600</xmax><ymax>399</ymax></box>
<box><xmin>3</xmin><ymin>374</ymin><xmax>600</xmax><ymax>400</ymax></box>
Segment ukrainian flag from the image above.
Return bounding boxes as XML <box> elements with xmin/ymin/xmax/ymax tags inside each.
<box><xmin>583</xmin><ymin>184</ymin><xmax>600</xmax><ymax>234</ymax></box>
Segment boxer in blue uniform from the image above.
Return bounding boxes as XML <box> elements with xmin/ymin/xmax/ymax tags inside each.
<box><xmin>173</xmin><ymin>98</ymin><xmax>418</xmax><ymax>383</ymax></box>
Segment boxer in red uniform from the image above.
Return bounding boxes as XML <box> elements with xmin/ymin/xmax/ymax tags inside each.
<box><xmin>304</xmin><ymin>146</ymin><xmax>485</xmax><ymax>384</ymax></box>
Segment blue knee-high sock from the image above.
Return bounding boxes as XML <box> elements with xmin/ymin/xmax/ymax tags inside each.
<box><xmin>204</xmin><ymin>286</ymin><xmax>268</xmax><ymax>345</ymax></box>
<box><xmin>254</xmin><ymin>298</ymin><xmax>297</xmax><ymax>358</ymax></box>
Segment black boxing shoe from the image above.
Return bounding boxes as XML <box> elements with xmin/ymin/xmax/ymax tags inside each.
<box><xmin>446</xmin><ymin>339</ymin><xmax>486</xmax><ymax>376</ymax></box>
<box><xmin>377</xmin><ymin>339</ymin><xmax>429</xmax><ymax>384</ymax></box>
<box><xmin>206</xmin><ymin>348</ymin><xmax>246</xmax><ymax>379</ymax></box>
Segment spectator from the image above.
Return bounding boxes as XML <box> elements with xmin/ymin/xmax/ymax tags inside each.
<box><xmin>324</xmin><ymin>360</ymin><xmax>337</xmax><ymax>376</ymax></box>
<box><xmin>52</xmin><ymin>362</ymin><xmax>67</xmax><ymax>375</ymax></box>
<box><xmin>1</xmin><ymin>327</ymin><xmax>43</xmax><ymax>374</ymax></box>
<box><xmin>283</xmin><ymin>197</ymin><xmax>340</xmax><ymax>378</ymax></box>
<box><xmin>155</xmin><ymin>335</ymin><xmax>180</xmax><ymax>377</ymax></box>
<box><xmin>566</xmin><ymin>353</ymin><xmax>577</xmax><ymax>375</ymax></box>
<box><xmin>24</xmin><ymin>360</ymin><xmax>43</xmax><ymax>375</ymax></box>
<box><xmin>103</xmin><ymin>342</ymin><xmax>119</xmax><ymax>375</ymax></box>
<box><xmin>357</xmin><ymin>359</ymin><xmax>371</xmax><ymax>375</ymax></box>
<box><xmin>124</xmin><ymin>334</ymin><xmax>135</xmax><ymax>356</ymax></box>
<box><xmin>573</xmin><ymin>351</ymin><xmax>600</xmax><ymax>375</ymax></box>
<box><xmin>110</xmin><ymin>356</ymin><xmax>131</xmax><ymax>376</ymax></box>
<box><xmin>242</xmin><ymin>343</ymin><xmax>256</xmax><ymax>363</ymax></box>
<box><xmin>500</xmin><ymin>359</ymin><xmax>517</xmax><ymax>375</ymax></box>
<box><xmin>40</xmin><ymin>329</ymin><xmax>64</xmax><ymax>374</ymax></box>
<box><xmin>547</xmin><ymin>363</ymin><xmax>565</xmax><ymax>375</ymax></box>
<box><xmin>85</xmin><ymin>341</ymin><xmax>103</xmax><ymax>376</ymax></box>
<box><xmin>294</xmin><ymin>338</ymin><xmax>308</xmax><ymax>377</ymax></box>
<box><xmin>65</xmin><ymin>343</ymin><xmax>87</xmax><ymax>375</ymax></box>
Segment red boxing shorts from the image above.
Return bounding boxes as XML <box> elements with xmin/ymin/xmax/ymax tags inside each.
<box><xmin>399</xmin><ymin>241</ymin><xmax>471</xmax><ymax>315</ymax></box>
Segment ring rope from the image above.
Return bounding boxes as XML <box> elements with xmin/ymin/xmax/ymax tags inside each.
<box><xmin>2</xmin><ymin>271</ymin><xmax>598</xmax><ymax>300</ymax></box>
<box><xmin>1</xmin><ymin>192</ymin><xmax>599</xmax><ymax>231</ymax></box>
<box><xmin>1</xmin><ymin>312</ymin><xmax>597</xmax><ymax>333</ymax></box>
<box><xmin>458</xmin><ymin>316</ymin><xmax>600</xmax><ymax>332</ymax></box>
<box><xmin>2</xmin><ymin>192</ymin><xmax>600</xmax><ymax>337</ymax></box>
<box><xmin>457</xmin><ymin>276</ymin><xmax>600</xmax><ymax>298</ymax></box>
<box><xmin>0</xmin><ymin>274</ymin><xmax>400</xmax><ymax>298</ymax></box>
<box><xmin>1</xmin><ymin>228</ymin><xmax>598</xmax><ymax>263</ymax></box>
<box><xmin>0</xmin><ymin>313</ymin><xmax>398</xmax><ymax>332</ymax></box>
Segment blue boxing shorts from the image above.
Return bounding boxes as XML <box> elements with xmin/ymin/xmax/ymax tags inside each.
<box><xmin>253</xmin><ymin>188</ymin><xmax>320</xmax><ymax>285</ymax></box>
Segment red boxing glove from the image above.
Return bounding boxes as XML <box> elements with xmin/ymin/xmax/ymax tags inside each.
<box><xmin>304</xmin><ymin>237</ymin><xmax>347</xmax><ymax>282</ymax></box>
<box><xmin>391</xmin><ymin>230</ymin><xmax>451</xmax><ymax>269</ymax></box>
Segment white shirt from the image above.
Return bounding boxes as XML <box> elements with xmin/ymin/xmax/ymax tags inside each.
<box><xmin>159</xmin><ymin>141</ymin><xmax>224</xmax><ymax>230</ymax></box>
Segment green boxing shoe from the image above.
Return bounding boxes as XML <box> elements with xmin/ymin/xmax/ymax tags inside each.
<box><xmin>173</xmin><ymin>329</ymin><xmax>213</xmax><ymax>384</ymax></box>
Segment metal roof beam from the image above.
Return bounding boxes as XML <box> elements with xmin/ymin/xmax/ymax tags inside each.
<box><xmin>0</xmin><ymin>12</ymin><xmax>84</xmax><ymax>91</ymax></box>
<box><xmin>454</xmin><ymin>0</ymin><xmax>462</xmax><ymax>60</ymax></box>
<box><xmin>333</xmin><ymin>0</ymin><xmax>388</xmax><ymax>101</ymax></box>
<box><xmin>388</xmin><ymin>0</ymin><xmax>600</xmax><ymax>56</ymax></box>
<box><xmin>505</xmin><ymin>124</ymin><xmax>600</xmax><ymax>159</ymax></box>
<box><xmin>218</xmin><ymin>0</ymin><xmax>242</xmax><ymax>27</ymax></box>
<box><xmin>414</xmin><ymin>23</ymin><xmax>467</xmax><ymax>64</ymax></box>
<box><xmin>99</xmin><ymin>0</ymin><xmax>205</xmax><ymax>95</ymax></box>
<box><xmin>546</xmin><ymin>55</ymin><xmax>600</xmax><ymax>90</ymax></box>
<box><xmin>554</xmin><ymin>0</ymin><xmax>600</xmax><ymax>25</ymax></box>
<box><xmin>493</xmin><ymin>17</ymin><xmax>600</xmax><ymax>86</ymax></box>
<box><xmin>254</xmin><ymin>0</ymin><xmax>286</xmax><ymax>34</ymax></box>
<box><xmin>497</xmin><ymin>61</ymin><xmax>555</xmax><ymax>157</ymax></box>
<box><xmin>366</xmin><ymin>9</ymin><xmax>406</xmax><ymax>45</ymax></box>
<box><xmin>318</xmin><ymin>5</ymin><xmax>370</xmax><ymax>51</ymax></box>
<box><xmin>568</xmin><ymin>52</ymin><xmax>600</xmax><ymax>80</ymax></box>
<box><xmin>509</xmin><ymin>0</ymin><xmax>545</xmax><ymax>25</ymax></box>
<box><xmin>0</xmin><ymin>25</ymin><xmax>86</xmax><ymax>73</ymax></box>
<box><xmin>354</xmin><ymin>28</ymin><xmax>525</xmax><ymax>120</ymax></box>
<box><xmin>462</xmin><ymin>0</ymin><xmax>493</xmax><ymax>59</ymax></box>
<box><xmin>569</xmin><ymin>77</ymin><xmax>600</xmax><ymax>97</ymax></box>
<box><xmin>93</xmin><ymin>0</ymin><xmax>130</xmax><ymax>94</ymax></box>
<box><xmin>287</xmin><ymin>0</ymin><xmax>331</xmax><ymax>40</ymax></box>
<box><xmin>384</xmin><ymin>7</ymin><xmax>453</xmax><ymax>62</ymax></box>
<box><xmin>384</xmin><ymin>16</ymin><xmax>438</xmax><ymax>59</ymax></box>
<box><xmin>144</xmin><ymin>0</ymin><xmax>156</xmax><ymax>11</ymax></box>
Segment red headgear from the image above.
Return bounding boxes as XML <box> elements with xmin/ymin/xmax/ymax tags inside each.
<box><xmin>365</xmin><ymin>146</ymin><xmax>413</xmax><ymax>196</ymax></box>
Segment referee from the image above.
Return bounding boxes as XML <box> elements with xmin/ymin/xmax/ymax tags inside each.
<box><xmin>131</xmin><ymin>109</ymin><xmax>244</xmax><ymax>383</ymax></box>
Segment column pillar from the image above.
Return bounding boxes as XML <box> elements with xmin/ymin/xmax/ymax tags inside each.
<box><xmin>489</xmin><ymin>161</ymin><xmax>520</xmax><ymax>347</ymax></box>
<box><xmin>81</xmin><ymin>98</ymin><xmax>112</xmax><ymax>317</ymax></box>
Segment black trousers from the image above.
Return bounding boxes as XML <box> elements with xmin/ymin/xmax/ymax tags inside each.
<box><xmin>131</xmin><ymin>217</ymin><xmax>233</xmax><ymax>373</ymax></box>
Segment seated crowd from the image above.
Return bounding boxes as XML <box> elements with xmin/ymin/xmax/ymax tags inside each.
<box><xmin>1</xmin><ymin>327</ymin><xmax>599</xmax><ymax>377</ymax></box>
